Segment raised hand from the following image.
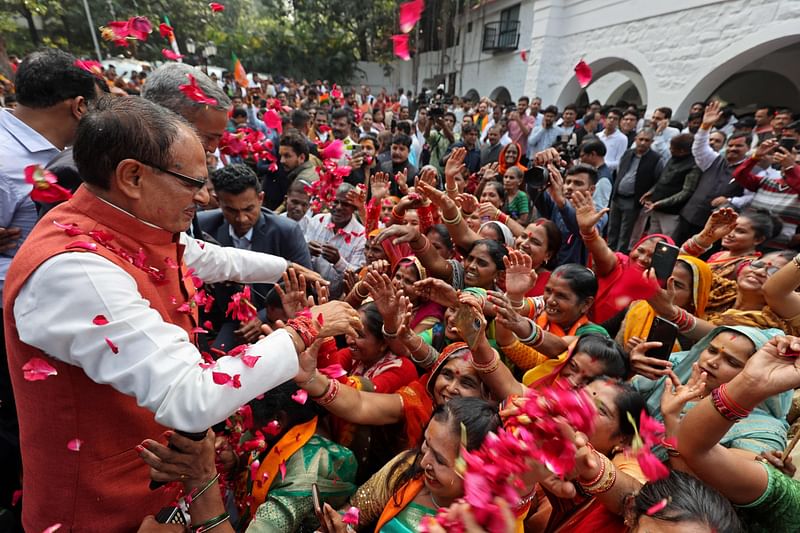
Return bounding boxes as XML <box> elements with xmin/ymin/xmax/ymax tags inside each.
<box><xmin>275</xmin><ymin>268</ymin><xmax>308</xmax><ymax>317</ymax></box>
<box><xmin>418</xmin><ymin>166</ymin><xmax>439</xmax><ymax>187</ymax></box>
<box><xmin>346</xmin><ymin>185</ymin><xmax>366</xmax><ymax>210</ymax></box>
<box><xmin>374</xmin><ymin>223</ymin><xmax>421</xmax><ymax>246</ymax></box>
<box><xmin>363</xmin><ymin>271</ymin><xmax>399</xmax><ymax>325</ymax></box>
<box><xmin>629</xmin><ymin>340</ymin><xmax>673</xmax><ymax>380</ymax></box>
<box><xmin>572</xmin><ymin>190</ymin><xmax>609</xmax><ymax>233</ymax></box>
<box><xmin>445</xmin><ymin>146</ymin><xmax>467</xmax><ymax>184</ymax></box>
<box><xmin>417</xmin><ymin>180</ymin><xmax>456</xmax><ymax>212</ymax></box>
<box><xmin>395</xmin><ymin>168</ymin><xmax>409</xmax><ymax>194</ymax></box>
<box><xmin>487</xmin><ymin>290</ymin><xmax>529</xmax><ymax>337</ymax></box>
<box><xmin>702</xmin><ymin>100</ymin><xmax>723</xmax><ymax>127</ymax></box>
<box><xmin>660</xmin><ymin>364</ymin><xmax>707</xmax><ymax>423</ymax></box>
<box><xmin>534</xmin><ymin>148</ymin><xmax>564</xmax><ymax>168</ymax></box>
<box><xmin>699</xmin><ymin>206</ymin><xmax>738</xmax><ymax>244</ymax></box>
<box><xmin>457</xmin><ymin>193</ymin><xmax>479</xmax><ymax>214</ymax></box>
<box><xmin>310</xmin><ymin>301</ymin><xmax>363</xmax><ymax>338</ymax></box>
<box><xmin>478</xmin><ymin>202</ymin><xmax>500</xmax><ymax>221</ymax></box>
<box><xmin>755</xmin><ymin>138</ymin><xmax>778</xmax><ymax>159</ymax></box>
<box><xmin>414</xmin><ymin>277</ymin><xmax>459</xmax><ymax>308</ymax></box>
<box><xmin>503</xmin><ymin>249</ymin><xmax>538</xmax><ymax>297</ymax></box>
<box><xmin>371</xmin><ymin>171</ymin><xmax>390</xmax><ymax>200</ymax></box>
<box><xmin>546</xmin><ymin>163</ymin><xmax>565</xmax><ymax>206</ymax></box>
<box><xmin>737</xmin><ymin>335</ymin><xmax>800</xmax><ymax>400</ymax></box>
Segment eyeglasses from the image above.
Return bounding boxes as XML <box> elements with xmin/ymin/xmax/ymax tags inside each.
<box><xmin>141</xmin><ymin>161</ymin><xmax>207</xmax><ymax>189</ymax></box>
<box><xmin>747</xmin><ymin>260</ymin><xmax>780</xmax><ymax>276</ymax></box>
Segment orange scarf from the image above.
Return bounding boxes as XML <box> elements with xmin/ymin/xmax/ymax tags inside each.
<box><xmin>374</xmin><ymin>478</ymin><xmax>425</xmax><ymax>532</ymax></box>
<box><xmin>535</xmin><ymin>313</ymin><xmax>589</xmax><ymax>337</ymax></box>
<box><xmin>248</xmin><ymin>417</ymin><xmax>318</xmax><ymax>516</ymax></box>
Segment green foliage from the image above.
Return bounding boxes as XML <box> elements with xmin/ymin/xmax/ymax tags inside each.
<box><xmin>1</xmin><ymin>0</ymin><xmax>397</xmax><ymax>80</ymax></box>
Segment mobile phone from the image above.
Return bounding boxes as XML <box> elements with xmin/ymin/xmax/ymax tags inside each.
<box><xmin>149</xmin><ymin>430</ymin><xmax>208</xmax><ymax>490</ymax></box>
<box><xmin>651</xmin><ymin>242</ymin><xmax>680</xmax><ymax>288</ymax></box>
<box><xmin>454</xmin><ymin>304</ymin><xmax>483</xmax><ymax>348</ymax></box>
<box><xmin>312</xmin><ymin>483</ymin><xmax>324</xmax><ymax>523</ymax></box>
<box><xmin>381</xmin><ymin>238</ymin><xmax>413</xmax><ymax>266</ymax></box>
<box><xmin>779</xmin><ymin>137</ymin><xmax>797</xmax><ymax>151</ymax></box>
<box><xmin>646</xmin><ymin>317</ymin><xmax>678</xmax><ymax>360</ymax></box>
<box><xmin>155</xmin><ymin>506</ymin><xmax>186</xmax><ymax>525</ymax></box>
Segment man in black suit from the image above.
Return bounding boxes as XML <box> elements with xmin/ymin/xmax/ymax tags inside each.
<box><xmin>199</xmin><ymin>164</ymin><xmax>312</xmax><ymax>349</ymax></box>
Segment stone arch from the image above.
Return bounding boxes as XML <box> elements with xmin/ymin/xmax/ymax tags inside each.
<box><xmin>712</xmin><ymin>70</ymin><xmax>800</xmax><ymax>111</ymax></box>
<box><xmin>555</xmin><ymin>49</ymin><xmax>655</xmax><ymax>111</ymax></box>
<box><xmin>489</xmin><ymin>86</ymin><xmax>512</xmax><ymax>106</ymax></box>
<box><xmin>463</xmin><ymin>88</ymin><xmax>480</xmax><ymax>103</ymax></box>
<box><xmin>676</xmin><ymin>30</ymin><xmax>800</xmax><ymax>118</ymax></box>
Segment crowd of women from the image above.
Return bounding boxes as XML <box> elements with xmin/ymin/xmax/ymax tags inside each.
<box><xmin>131</xmin><ymin>106</ymin><xmax>800</xmax><ymax>533</ymax></box>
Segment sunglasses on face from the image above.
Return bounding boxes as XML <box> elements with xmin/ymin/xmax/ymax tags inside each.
<box><xmin>747</xmin><ymin>260</ymin><xmax>780</xmax><ymax>276</ymax></box>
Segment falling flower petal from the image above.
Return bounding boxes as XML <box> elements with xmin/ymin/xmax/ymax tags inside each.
<box><xmin>127</xmin><ymin>16</ymin><xmax>152</xmax><ymax>40</ymax></box>
<box><xmin>24</xmin><ymin>164</ymin><xmax>73</xmax><ymax>203</ymax></box>
<box><xmin>11</xmin><ymin>489</ymin><xmax>21</xmax><ymax>506</ymax></box>
<box><xmin>203</xmin><ymin>320</ymin><xmax>214</xmax><ymax>330</ymax></box>
<box><xmin>22</xmin><ymin>357</ymin><xmax>58</xmax><ymax>381</ymax></box>
<box><xmin>53</xmin><ymin>221</ymin><xmax>83</xmax><ymax>236</ymax></box>
<box><xmin>179</xmin><ymin>73</ymin><xmax>218</xmax><ymax>105</ymax></box>
<box><xmin>574</xmin><ymin>59</ymin><xmax>593</xmax><ymax>88</ymax></box>
<box><xmin>209</xmin><ymin>2</ymin><xmax>225</xmax><ymax>12</ymax></box>
<box><xmin>263</xmin><ymin>109</ymin><xmax>282</xmax><ymax>134</ymax></box>
<box><xmin>212</xmin><ymin>371</ymin><xmax>242</xmax><ymax>388</ymax></box>
<box><xmin>67</xmin><ymin>438</ymin><xmax>83</xmax><ymax>451</ymax></box>
<box><xmin>74</xmin><ymin>59</ymin><xmax>104</xmax><ymax>79</ymax></box>
<box><xmin>637</xmin><ymin>450</ymin><xmax>670</xmax><ymax>481</ymax></box>
<box><xmin>104</xmin><ymin>337</ymin><xmax>119</xmax><ymax>354</ymax></box>
<box><xmin>92</xmin><ymin>315</ymin><xmax>109</xmax><ymax>325</ymax></box>
<box><xmin>319</xmin><ymin>364</ymin><xmax>347</xmax><ymax>379</ymax></box>
<box><xmin>161</xmin><ymin>49</ymin><xmax>184</xmax><ymax>60</ymax></box>
<box><xmin>264</xmin><ymin>419</ymin><xmax>281</xmax><ymax>436</ymax></box>
<box><xmin>520</xmin><ymin>50</ymin><xmax>528</xmax><ymax>62</ymax></box>
<box><xmin>646</xmin><ymin>498</ymin><xmax>669</xmax><ymax>516</ymax></box>
<box><xmin>391</xmin><ymin>34</ymin><xmax>411</xmax><ymax>61</ymax></box>
<box><xmin>158</xmin><ymin>22</ymin><xmax>173</xmax><ymax>38</ymax></box>
<box><xmin>291</xmin><ymin>389</ymin><xmax>308</xmax><ymax>405</ymax></box>
<box><xmin>279</xmin><ymin>460</ymin><xmax>286</xmax><ymax>480</ymax></box>
<box><xmin>65</xmin><ymin>241</ymin><xmax>97</xmax><ymax>251</ymax></box>
<box><xmin>42</xmin><ymin>524</ymin><xmax>62</xmax><ymax>533</ymax></box>
<box><xmin>342</xmin><ymin>506</ymin><xmax>360</xmax><ymax>526</ymax></box>
<box><xmin>399</xmin><ymin>0</ymin><xmax>424</xmax><ymax>33</ymax></box>
<box><xmin>249</xmin><ymin>458</ymin><xmax>260</xmax><ymax>478</ymax></box>
<box><xmin>240</xmin><ymin>354</ymin><xmax>260</xmax><ymax>368</ymax></box>
<box><xmin>226</xmin><ymin>286</ymin><xmax>258</xmax><ymax>322</ymax></box>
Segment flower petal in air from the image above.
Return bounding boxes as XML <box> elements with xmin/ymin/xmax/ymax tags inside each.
<box><xmin>342</xmin><ymin>506</ymin><xmax>359</xmax><ymax>526</ymax></box>
<box><xmin>574</xmin><ymin>59</ymin><xmax>593</xmax><ymax>88</ymax></box>
<box><xmin>264</xmin><ymin>419</ymin><xmax>281</xmax><ymax>436</ymax></box>
<box><xmin>161</xmin><ymin>49</ymin><xmax>184</xmax><ymax>60</ymax></box>
<box><xmin>646</xmin><ymin>498</ymin><xmax>669</xmax><ymax>516</ymax></box>
<box><xmin>93</xmin><ymin>315</ymin><xmax>109</xmax><ymax>325</ymax></box>
<box><xmin>637</xmin><ymin>450</ymin><xmax>670</xmax><ymax>482</ymax></box>
<box><xmin>158</xmin><ymin>23</ymin><xmax>173</xmax><ymax>38</ymax></box>
<box><xmin>320</xmin><ymin>139</ymin><xmax>344</xmax><ymax>161</ymax></box>
<box><xmin>319</xmin><ymin>364</ymin><xmax>347</xmax><ymax>379</ymax></box>
<box><xmin>263</xmin><ymin>109</ymin><xmax>282</xmax><ymax>134</ymax></box>
<box><xmin>209</xmin><ymin>2</ymin><xmax>225</xmax><ymax>12</ymax></box>
<box><xmin>67</xmin><ymin>438</ymin><xmax>83</xmax><ymax>451</ymax></box>
<box><xmin>391</xmin><ymin>34</ymin><xmax>411</xmax><ymax>61</ymax></box>
<box><xmin>11</xmin><ymin>489</ymin><xmax>21</xmax><ymax>506</ymax></box>
<box><xmin>179</xmin><ymin>74</ymin><xmax>218</xmax><ymax>105</ymax></box>
<box><xmin>127</xmin><ymin>16</ymin><xmax>152</xmax><ymax>40</ymax></box>
<box><xmin>399</xmin><ymin>0</ymin><xmax>424</xmax><ymax>33</ymax></box>
<box><xmin>22</xmin><ymin>357</ymin><xmax>58</xmax><ymax>381</ymax></box>
<box><xmin>291</xmin><ymin>389</ymin><xmax>308</xmax><ymax>405</ymax></box>
<box><xmin>104</xmin><ymin>337</ymin><xmax>119</xmax><ymax>354</ymax></box>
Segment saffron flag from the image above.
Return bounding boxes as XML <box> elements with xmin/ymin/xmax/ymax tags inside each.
<box><xmin>232</xmin><ymin>53</ymin><xmax>248</xmax><ymax>87</ymax></box>
<box><xmin>163</xmin><ymin>15</ymin><xmax>182</xmax><ymax>60</ymax></box>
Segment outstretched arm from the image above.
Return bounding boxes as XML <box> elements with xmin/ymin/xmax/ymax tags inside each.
<box><xmin>572</xmin><ymin>189</ymin><xmax>617</xmax><ymax>277</ymax></box>
<box><xmin>763</xmin><ymin>255</ymin><xmax>800</xmax><ymax>320</ymax></box>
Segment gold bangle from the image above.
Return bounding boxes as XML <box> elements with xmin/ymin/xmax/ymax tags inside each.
<box><xmin>354</xmin><ymin>282</ymin><xmax>369</xmax><ymax>299</ymax></box>
<box><xmin>793</xmin><ymin>253</ymin><xmax>800</xmax><ymax>270</ymax></box>
<box><xmin>442</xmin><ymin>210</ymin><xmax>463</xmax><ymax>225</ymax></box>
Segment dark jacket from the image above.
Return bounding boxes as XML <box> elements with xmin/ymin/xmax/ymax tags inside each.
<box><xmin>198</xmin><ymin>207</ymin><xmax>311</xmax><ymax>312</ymax></box>
<box><xmin>648</xmin><ymin>155</ymin><xmax>702</xmax><ymax>215</ymax></box>
<box><xmin>612</xmin><ymin>148</ymin><xmax>663</xmax><ymax>201</ymax></box>
<box><xmin>380</xmin><ymin>159</ymin><xmax>419</xmax><ymax>196</ymax></box>
<box><xmin>680</xmin><ymin>156</ymin><xmax>745</xmax><ymax>226</ymax></box>
<box><xmin>480</xmin><ymin>142</ymin><xmax>503</xmax><ymax>167</ymax></box>
<box><xmin>443</xmin><ymin>141</ymin><xmax>481</xmax><ymax>174</ymax></box>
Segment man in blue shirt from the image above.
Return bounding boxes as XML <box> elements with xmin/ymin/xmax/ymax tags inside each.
<box><xmin>535</xmin><ymin>164</ymin><xmax>607</xmax><ymax>266</ymax></box>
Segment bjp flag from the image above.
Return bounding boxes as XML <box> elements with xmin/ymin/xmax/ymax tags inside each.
<box><xmin>232</xmin><ymin>53</ymin><xmax>248</xmax><ymax>87</ymax></box>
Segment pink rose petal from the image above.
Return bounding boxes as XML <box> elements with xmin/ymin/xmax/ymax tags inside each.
<box><xmin>11</xmin><ymin>489</ymin><xmax>21</xmax><ymax>506</ymax></box>
<box><xmin>279</xmin><ymin>460</ymin><xmax>286</xmax><ymax>480</ymax></box>
<box><xmin>67</xmin><ymin>438</ymin><xmax>83</xmax><ymax>452</ymax></box>
<box><xmin>240</xmin><ymin>354</ymin><xmax>260</xmax><ymax>368</ymax></box>
<box><xmin>42</xmin><ymin>524</ymin><xmax>62</xmax><ymax>533</ymax></box>
<box><xmin>22</xmin><ymin>357</ymin><xmax>58</xmax><ymax>381</ymax></box>
<box><xmin>92</xmin><ymin>314</ymin><xmax>109</xmax><ymax>325</ymax></box>
<box><xmin>319</xmin><ymin>364</ymin><xmax>347</xmax><ymax>379</ymax></box>
<box><xmin>342</xmin><ymin>506</ymin><xmax>360</xmax><ymax>526</ymax></box>
<box><xmin>104</xmin><ymin>337</ymin><xmax>119</xmax><ymax>354</ymax></box>
<box><xmin>264</xmin><ymin>419</ymin><xmax>281</xmax><ymax>436</ymax></box>
<box><xmin>646</xmin><ymin>498</ymin><xmax>669</xmax><ymax>516</ymax></box>
<box><xmin>291</xmin><ymin>389</ymin><xmax>308</xmax><ymax>405</ymax></box>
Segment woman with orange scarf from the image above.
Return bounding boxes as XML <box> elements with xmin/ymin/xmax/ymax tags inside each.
<box><xmin>317</xmin><ymin>397</ymin><xmax>504</xmax><ymax>532</ymax></box>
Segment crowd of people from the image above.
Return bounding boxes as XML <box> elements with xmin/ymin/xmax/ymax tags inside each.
<box><xmin>2</xmin><ymin>48</ymin><xmax>800</xmax><ymax>533</ymax></box>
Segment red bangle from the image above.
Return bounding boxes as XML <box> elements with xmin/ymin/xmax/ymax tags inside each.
<box><xmin>497</xmin><ymin>212</ymin><xmax>509</xmax><ymax>224</ymax></box>
<box><xmin>285</xmin><ymin>316</ymin><xmax>318</xmax><ymax>350</ymax></box>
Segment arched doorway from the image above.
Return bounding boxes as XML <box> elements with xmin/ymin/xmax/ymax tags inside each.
<box><xmin>489</xmin><ymin>86</ymin><xmax>512</xmax><ymax>106</ymax></box>
<box><xmin>463</xmin><ymin>88</ymin><xmax>480</xmax><ymax>103</ymax></box>
<box><xmin>555</xmin><ymin>54</ymin><xmax>651</xmax><ymax>111</ymax></box>
<box><xmin>677</xmin><ymin>34</ymin><xmax>800</xmax><ymax>118</ymax></box>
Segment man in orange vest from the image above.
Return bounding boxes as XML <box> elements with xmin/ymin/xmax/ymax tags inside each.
<box><xmin>3</xmin><ymin>95</ymin><xmax>359</xmax><ymax>532</ymax></box>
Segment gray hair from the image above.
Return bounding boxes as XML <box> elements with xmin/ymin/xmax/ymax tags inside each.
<box><xmin>638</xmin><ymin>128</ymin><xmax>656</xmax><ymax>140</ymax></box>
<box><xmin>74</xmin><ymin>95</ymin><xmax>196</xmax><ymax>190</ymax></box>
<box><xmin>142</xmin><ymin>63</ymin><xmax>231</xmax><ymax>121</ymax></box>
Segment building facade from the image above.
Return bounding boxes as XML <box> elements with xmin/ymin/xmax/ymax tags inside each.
<box><xmin>352</xmin><ymin>0</ymin><xmax>800</xmax><ymax>118</ymax></box>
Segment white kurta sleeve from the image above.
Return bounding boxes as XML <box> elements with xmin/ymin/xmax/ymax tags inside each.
<box><xmin>13</xmin><ymin>252</ymin><xmax>299</xmax><ymax>432</ymax></box>
<box><xmin>180</xmin><ymin>232</ymin><xmax>288</xmax><ymax>284</ymax></box>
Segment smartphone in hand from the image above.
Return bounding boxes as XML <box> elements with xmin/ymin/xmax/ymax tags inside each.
<box><xmin>646</xmin><ymin>317</ymin><xmax>679</xmax><ymax>360</ymax></box>
<box><xmin>651</xmin><ymin>242</ymin><xmax>680</xmax><ymax>288</ymax></box>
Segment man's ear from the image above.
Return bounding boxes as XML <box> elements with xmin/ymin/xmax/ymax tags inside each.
<box><xmin>114</xmin><ymin>159</ymin><xmax>147</xmax><ymax>200</ymax></box>
<box><xmin>70</xmin><ymin>96</ymin><xmax>88</xmax><ymax>121</ymax></box>
<box><xmin>257</xmin><ymin>191</ymin><xmax>265</xmax><ymax>206</ymax></box>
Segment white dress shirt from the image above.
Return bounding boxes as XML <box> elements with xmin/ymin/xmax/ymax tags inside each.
<box><xmin>304</xmin><ymin>213</ymin><xmax>365</xmax><ymax>296</ymax></box>
<box><xmin>597</xmin><ymin>129</ymin><xmax>629</xmax><ymax>171</ymax></box>
<box><xmin>13</xmin><ymin>233</ymin><xmax>298</xmax><ymax>432</ymax></box>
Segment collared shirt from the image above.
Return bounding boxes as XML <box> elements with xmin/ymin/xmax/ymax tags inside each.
<box><xmin>597</xmin><ymin>129</ymin><xmax>629</xmax><ymax>171</ymax></box>
<box><xmin>280</xmin><ymin>210</ymin><xmax>311</xmax><ymax>234</ymax></box>
<box><xmin>617</xmin><ymin>154</ymin><xmax>641</xmax><ymax>196</ymax></box>
<box><xmin>13</xmin><ymin>232</ymin><xmax>297</xmax><ymax>431</ymax></box>
<box><xmin>229</xmin><ymin>225</ymin><xmax>254</xmax><ymax>251</ymax></box>
<box><xmin>0</xmin><ymin>109</ymin><xmax>61</xmax><ymax>300</ymax></box>
<box><xmin>507</xmin><ymin>114</ymin><xmax>537</xmax><ymax>156</ymax></box>
<box><xmin>526</xmin><ymin>124</ymin><xmax>564</xmax><ymax>160</ymax></box>
<box><xmin>304</xmin><ymin>213</ymin><xmax>366</xmax><ymax>297</ymax></box>
<box><xmin>652</xmin><ymin>126</ymin><xmax>680</xmax><ymax>160</ymax></box>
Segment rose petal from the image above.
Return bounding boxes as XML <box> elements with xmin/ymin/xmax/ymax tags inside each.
<box><xmin>240</xmin><ymin>354</ymin><xmax>260</xmax><ymax>368</ymax></box>
<box><xmin>67</xmin><ymin>438</ymin><xmax>83</xmax><ymax>451</ymax></box>
<box><xmin>22</xmin><ymin>357</ymin><xmax>58</xmax><ymax>381</ymax></box>
<box><xmin>575</xmin><ymin>59</ymin><xmax>593</xmax><ymax>88</ymax></box>
<box><xmin>11</xmin><ymin>489</ymin><xmax>22</xmax><ymax>506</ymax></box>
<box><xmin>65</xmin><ymin>241</ymin><xmax>97</xmax><ymax>251</ymax></box>
<box><xmin>646</xmin><ymin>498</ymin><xmax>669</xmax><ymax>516</ymax></box>
<box><xmin>104</xmin><ymin>337</ymin><xmax>119</xmax><ymax>354</ymax></box>
<box><xmin>342</xmin><ymin>506</ymin><xmax>360</xmax><ymax>526</ymax></box>
<box><xmin>209</xmin><ymin>2</ymin><xmax>225</xmax><ymax>12</ymax></box>
<box><xmin>92</xmin><ymin>314</ymin><xmax>109</xmax><ymax>325</ymax></box>
<box><xmin>264</xmin><ymin>419</ymin><xmax>281</xmax><ymax>436</ymax></box>
<box><xmin>291</xmin><ymin>389</ymin><xmax>308</xmax><ymax>405</ymax></box>
<box><xmin>279</xmin><ymin>460</ymin><xmax>286</xmax><ymax>480</ymax></box>
<box><xmin>319</xmin><ymin>364</ymin><xmax>347</xmax><ymax>379</ymax></box>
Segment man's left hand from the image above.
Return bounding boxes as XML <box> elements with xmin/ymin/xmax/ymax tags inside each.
<box><xmin>321</xmin><ymin>244</ymin><xmax>341</xmax><ymax>265</ymax></box>
<box><xmin>288</xmin><ymin>262</ymin><xmax>329</xmax><ymax>286</ymax></box>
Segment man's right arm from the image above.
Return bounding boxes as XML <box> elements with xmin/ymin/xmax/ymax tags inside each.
<box><xmin>13</xmin><ymin>253</ymin><xmax>299</xmax><ymax>432</ymax></box>
<box><xmin>692</xmin><ymin>127</ymin><xmax>718</xmax><ymax>172</ymax></box>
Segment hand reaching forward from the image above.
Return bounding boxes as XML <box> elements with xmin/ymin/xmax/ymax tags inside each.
<box><xmin>572</xmin><ymin>189</ymin><xmax>608</xmax><ymax>233</ymax></box>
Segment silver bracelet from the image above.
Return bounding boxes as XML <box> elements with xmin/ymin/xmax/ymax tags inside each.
<box><xmin>518</xmin><ymin>318</ymin><xmax>540</xmax><ymax>343</ymax></box>
<box><xmin>381</xmin><ymin>324</ymin><xmax>399</xmax><ymax>338</ymax></box>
